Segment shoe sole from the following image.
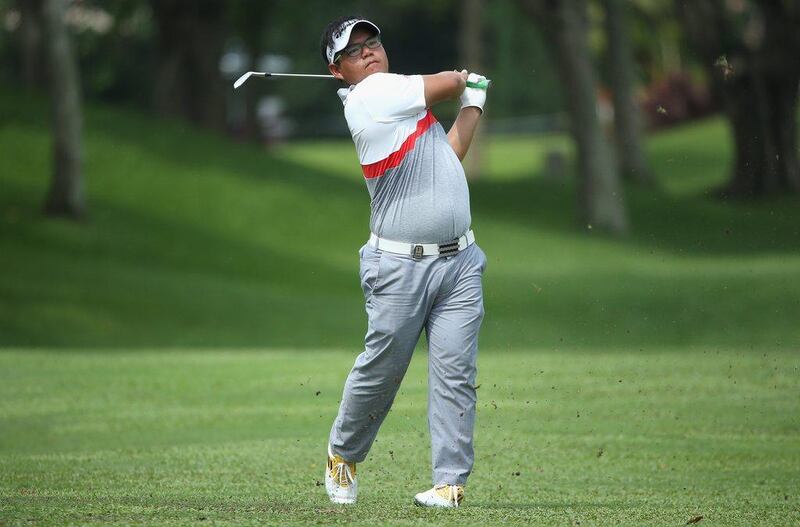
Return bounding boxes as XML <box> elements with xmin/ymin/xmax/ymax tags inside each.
<box><xmin>330</xmin><ymin>497</ymin><xmax>356</xmax><ymax>505</ymax></box>
<box><xmin>413</xmin><ymin>498</ymin><xmax>456</xmax><ymax>508</ymax></box>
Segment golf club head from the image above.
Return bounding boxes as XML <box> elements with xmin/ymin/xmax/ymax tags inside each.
<box><xmin>233</xmin><ymin>71</ymin><xmax>264</xmax><ymax>90</ymax></box>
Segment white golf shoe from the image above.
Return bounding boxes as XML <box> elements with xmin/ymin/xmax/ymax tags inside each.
<box><xmin>325</xmin><ymin>445</ymin><xmax>358</xmax><ymax>504</ymax></box>
<box><xmin>413</xmin><ymin>484</ymin><xmax>464</xmax><ymax>508</ymax></box>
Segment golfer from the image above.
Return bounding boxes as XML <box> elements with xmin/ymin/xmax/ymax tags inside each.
<box><xmin>321</xmin><ymin>16</ymin><xmax>488</xmax><ymax>508</ymax></box>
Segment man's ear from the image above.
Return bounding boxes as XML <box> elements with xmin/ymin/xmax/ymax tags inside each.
<box><xmin>328</xmin><ymin>62</ymin><xmax>344</xmax><ymax>81</ymax></box>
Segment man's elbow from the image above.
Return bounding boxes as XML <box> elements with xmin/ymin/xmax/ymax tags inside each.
<box><xmin>450</xmin><ymin>142</ymin><xmax>466</xmax><ymax>161</ymax></box>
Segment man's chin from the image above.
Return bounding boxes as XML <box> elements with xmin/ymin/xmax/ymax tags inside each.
<box><xmin>353</xmin><ymin>66</ymin><xmax>386</xmax><ymax>84</ymax></box>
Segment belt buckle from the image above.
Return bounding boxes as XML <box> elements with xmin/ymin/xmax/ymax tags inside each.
<box><xmin>411</xmin><ymin>244</ymin><xmax>424</xmax><ymax>260</ymax></box>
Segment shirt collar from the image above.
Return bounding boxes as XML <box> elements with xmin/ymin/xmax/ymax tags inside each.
<box><xmin>337</xmin><ymin>86</ymin><xmax>354</xmax><ymax>105</ymax></box>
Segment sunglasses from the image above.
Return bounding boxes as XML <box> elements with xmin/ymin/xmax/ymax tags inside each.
<box><xmin>334</xmin><ymin>36</ymin><xmax>382</xmax><ymax>63</ymax></box>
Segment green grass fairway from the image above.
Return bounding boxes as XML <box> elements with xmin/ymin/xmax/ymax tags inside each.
<box><xmin>1</xmin><ymin>348</ymin><xmax>798</xmax><ymax>526</ymax></box>
<box><xmin>2</xmin><ymin>88</ymin><xmax>800</xmax><ymax>525</ymax></box>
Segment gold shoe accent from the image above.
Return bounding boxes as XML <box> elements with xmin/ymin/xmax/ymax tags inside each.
<box><xmin>434</xmin><ymin>484</ymin><xmax>464</xmax><ymax>507</ymax></box>
<box><xmin>328</xmin><ymin>452</ymin><xmax>356</xmax><ymax>488</ymax></box>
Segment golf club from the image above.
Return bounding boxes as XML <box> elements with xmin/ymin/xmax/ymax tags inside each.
<box><xmin>233</xmin><ymin>71</ymin><xmax>491</xmax><ymax>90</ymax></box>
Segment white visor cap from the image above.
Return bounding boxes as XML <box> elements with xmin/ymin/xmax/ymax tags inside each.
<box><xmin>326</xmin><ymin>19</ymin><xmax>381</xmax><ymax>64</ymax></box>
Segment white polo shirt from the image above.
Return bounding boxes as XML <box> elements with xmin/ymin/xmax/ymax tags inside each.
<box><xmin>338</xmin><ymin>73</ymin><xmax>472</xmax><ymax>244</ymax></box>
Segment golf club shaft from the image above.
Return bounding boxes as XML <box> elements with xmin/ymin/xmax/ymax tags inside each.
<box><xmin>261</xmin><ymin>73</ymin><xmax>334</xmax><ymax>79</ymax></box>
<box><xmin>270</xmin><ymin>73</ymin><xmax>490</xmax><ymax>89</ymax></box>
<box><xmin>235</xmin><ymin>71</ymin><xmax>490</xmax><ymax>90</ymax></box>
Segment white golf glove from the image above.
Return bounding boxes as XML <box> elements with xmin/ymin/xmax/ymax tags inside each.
<box><xmin>460</xmin><ymin>72</ymin><xmax>487</xmax><ymax>113</ymax></box>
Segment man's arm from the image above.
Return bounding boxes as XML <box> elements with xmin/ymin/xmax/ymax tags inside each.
<box><xmin>448</xmin><ymin>71</ymin><xmax>487</xmax><ymax>161</ymax></box>
<box><xmin>422</xmin><ymin>70</ymin><xmax>487</xmax><ymax>160</ymax></box>
<box><xmin>447</xmin><ymin>107</ymin><xmax>482</xmax><ymax>161</ymax></box>
<box><xmin>422</xmin><ymin>71</ymin><xmax>467</xmax><ymax>108</ymax></box>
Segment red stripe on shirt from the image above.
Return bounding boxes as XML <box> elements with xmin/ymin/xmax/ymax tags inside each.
<box><xmin>361</xmin><ymin>110</ymin><xmax>437</xmax><ymax>179</ymax></box>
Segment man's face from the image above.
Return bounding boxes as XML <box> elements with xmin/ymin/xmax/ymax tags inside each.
<box><xmin>328</xmin><ymin>27</ymin><xmax>389</xmax><ymax>85</ymax></box>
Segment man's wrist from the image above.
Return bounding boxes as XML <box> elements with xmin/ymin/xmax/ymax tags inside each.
<box><xmin>453</xmin><ymin>72</ymin><xmax>467</xmax><ymax>92</ymax></box>
<box><xmin>459</xmin><ymin>105</ymin><xmax>483</xmax><ymax>116</ymax></box>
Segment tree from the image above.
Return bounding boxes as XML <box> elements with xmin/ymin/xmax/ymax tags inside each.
<box><xmin>229</xmin><ymin>1</ymin><xmax>272</xmax><ymax>142</ymax></box>
<box><xmin>17</xmin><ymin>0</ymin><xmax>45</xmax><ymax>89</ymax></box>
<box><xmin>602</xmin><ymin>0</ymin><xmax>654</xmax><ymax>185</ymax></box>
<box><xmin>677</xmin><ymin>0</ymin><xmax>800</xmax><ymax>196</ymax></box>
<box><xmin>521</xmin><ymin>0</ymin><xmax>628</xmax><ymax>234</ymax></box>
<box><xmin>150</xmin><ymin>0</ymin><xmax>226</xmax><ymax>130</ymax></box>
<box><xmin>42</xmin><ymin>0</ymin><xmax>85</xmax><ymax>219</ymax></box>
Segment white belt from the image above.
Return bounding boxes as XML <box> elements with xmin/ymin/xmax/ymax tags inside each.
<box><xmin>368</xmin><ymin>230</ymin><xmax>475</xmax><ymax>259</ymax></box>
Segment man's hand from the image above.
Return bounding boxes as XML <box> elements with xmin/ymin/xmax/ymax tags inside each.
<box><xmin>459</xmin><ymin>72</ymin><xmax>487</xmax><ymax>113</ymax></box>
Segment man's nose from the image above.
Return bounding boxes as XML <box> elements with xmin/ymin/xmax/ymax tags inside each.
<box><xmin>361</xmin><ymin>44</ymin><xmax>374</xmax><ymax>58</ymax></box>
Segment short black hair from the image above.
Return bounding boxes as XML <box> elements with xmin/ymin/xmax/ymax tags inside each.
<box><xmin>319</xmin><ymin>14</ymin><xmax>373</xmax><ymax>65</ymax></box>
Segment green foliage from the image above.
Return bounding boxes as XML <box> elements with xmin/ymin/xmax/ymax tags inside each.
<box><xmin>72</xmin><ymin>1</ymin><xmax>156</xmax><ymax>105</ymax></box>
<box><xmin>626</xmin><ymin>0</ymin><xmax>687</xmax><ymax>79</ymax></box>
<box><xmin>487</xmin><ymin>1</ymin><xmax>564</xmax><ymax>117</ymax></box>
<box><xmin>1</xmin><ymin>348</ymin><xmax>798</xmax><ymax>525</ymax></box>
<box><xmin>0</xmin><ymin>0</ymin><xmax>14</xmax><ymax>82</ymax></box>
<box><xmin>0</xmin><ymin>1</ymin><xmax>569</xmax><ymax>132</ymax></box>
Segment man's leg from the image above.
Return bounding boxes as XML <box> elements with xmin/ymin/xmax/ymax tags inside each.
<box><xmin>425</xmin><ymin>244</ymin><xmax>486</xmax><ymax>485</ymax></box>
<box><xmin>329</xmin><ymin>245</ymin><xmax>441</xmax><ymax>462</ymax></box>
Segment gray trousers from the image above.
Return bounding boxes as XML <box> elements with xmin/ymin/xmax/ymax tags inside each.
<box><xmin>329</xmin><ymin>241</ymin><xmax>486</xmax><ymax>486</ymax></box>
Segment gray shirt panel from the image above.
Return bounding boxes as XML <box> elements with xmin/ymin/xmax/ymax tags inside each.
<box><xmin>365</xmin><ymin>121</ymin><xmax>471</xmax><ymax>243</ymax></box>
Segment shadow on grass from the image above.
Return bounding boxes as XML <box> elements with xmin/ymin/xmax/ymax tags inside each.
<box><xmin>471</xmin><ymin>176</ymin><xmax>800</xmax><ymax>256</ymax></box>
<box><xmin>5</xmin><ymin>87</ymin><xmax>798</xmax><ymax>257</ymax></box>
<box><xmin>0</xmin><ymin>178</ymin><xmax>366</xmax><ymax>348</ymax></box>
<box><xmin>2</xmin><ymin>87</ymin><xmax>798</xmax><ymax>350</ymax></box>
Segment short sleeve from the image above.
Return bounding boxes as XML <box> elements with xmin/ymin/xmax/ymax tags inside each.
<box><xmin>353</xmin><ymin>73</ymin><xmax>426</xmax><ymax>123</ymax></box>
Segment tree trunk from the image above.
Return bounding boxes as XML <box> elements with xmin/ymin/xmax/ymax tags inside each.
<box><xmin>42</xmin><ymin>0</ymin><xmax>85</xmax><ymax>219</ymax></box>
<box><xmin>602</xmin><ymin>0</ymin><xmax>653</xmax><ymax>185</ymax></box>
<box><xmin>150</xmin><ymin>0</ymin><xmax>226</xmax><ymax>130</ymax></box>
<box><xmin>19</xmin><ymin>0</ymin><xmax>44</xmax><ymax>89</ymax></box>
<box><xmin>532</xmin><ymin>0</ymin><xmax>628</xmax><ymax>234</ymax></box>
<box><xmin>722</xmin><ymin>71</ymin><xmax>800</xmax><ymax>195</ymax></box>
<box><xmin>459</xmin><ymin>0</ymin><xmax>484</xmax><ymax>179</ymax></box>
<box><xmin>677</xmin><ymin>0</ymin><xmax>800</xmax><ymax>197</ymax></box>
